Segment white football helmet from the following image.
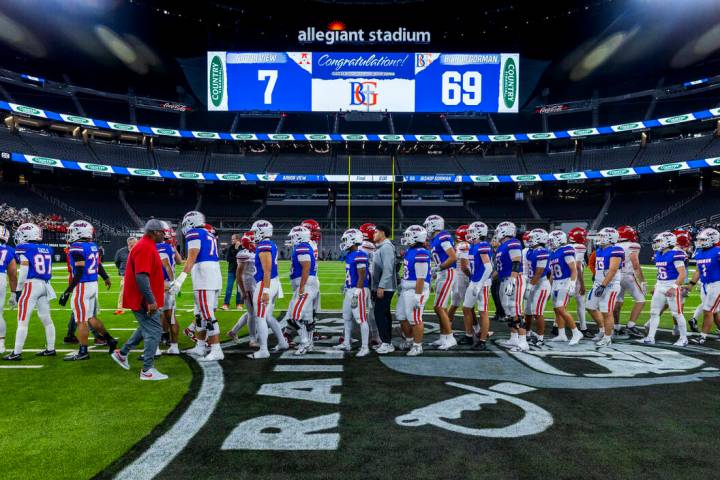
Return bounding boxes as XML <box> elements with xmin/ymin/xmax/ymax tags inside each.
<box><xmin>14</xmin><ymin>223</ymin><xmax>42</xmax><ymax>244</ymax></box>
<box><xmin>423</xmin><ymin>215</ymin><xmax>445</xmax><ymax>235</ymax></box>
<box><xmin>250</xmin><ymin>219</ymin><xmax>273</xmax><ymax>241</ymax></box>
<box><xmin>527</xmin><ymin>228</ymin><xmax>549</xmax><ymax>248</ymax></box>
<box><xmin>181</xmin><ymin>211</ymin><xmax>206</xmax><ymax>235</ymax></box>
<box><xmin>0</xmin><ymin>224</ymin><xmax>9</xmax><ymax>243</ymax></box>
<box><xmin>547</xmin><ymin>230</ymin><xmax>568</xmax><ymax>250</ymax></box>
<box><xmin>402</xmin><ymin>225</ymin><xmax>428</xmax><ymax>247</ymax></box>
<box><xmin>652</xmin><ymin>231</ymin><xmax>677</xmax><ymax>251</ymax></box>
<box><xmin>67</xmin><ymin>220</ymin><xmax>94</xmax><ymax>243</ymax></box>
<box><xmin>596</xmin><ymin>227</ymin><xmax>619</xmax><ymax>246</ymax></box>
<box><xmin>466</xmin><ymin>221</ymin><xmax>489</xmax><ymax>243</ymax></box>
<box><xmin>340</xmin><ymin>228</ymin><xmax>363</xmax><ymax>251</ymax></box>
<box><xmin>695</xmin><ymin>228</ymin><xmax>720</xmax><ymax>249</ymax></box>
<box><xmin>288</xmin><ymin>225</ymin><xmax>311</xmax><ymax>245</ymax></box>
<box><xmin>493</xmin><ymin>221</ymin><xmax>517</xmax><ymax>242</ymax></box>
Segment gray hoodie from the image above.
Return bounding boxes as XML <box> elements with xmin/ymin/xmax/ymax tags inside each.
<box><xmin>372</xmin><ymin>239</ymin><xmax>397</xmax><ymax>291</ymax></box>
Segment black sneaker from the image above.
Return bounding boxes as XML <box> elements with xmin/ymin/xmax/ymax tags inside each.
<box><xmin>458</xmin><ymin>335</ymin><xmax>474</xmax><ymax>346</ymax></box>
<box><xmin>689</xmin><ymin>319</ymin><xmax>699</xmax><ymax>333</ymax></box>
<box><xmin>63</xmin><ymin>335</ymin><xmax>79</xmax><ymax>344</ymax></box>
<box><xmin>35</xmin><ymin>349</ymin><xmax>56</xmax><ymax>357</ymax></box>
<box><xmin>690</xmin><ymin>336</ymin><xmax>707</xmax><ymax>345</ymax></box>
<box><xmin>551</xmin><ymin>326</ymin><xmax>559</xmax><ymax>336</ymax></box>
<box><xmin>472</xmin><ymin>339</ymin><xmax>487</xmax><ymax>351</ymax></box>
<box><xmin>3</xmin><ymin>353</ymin><xmax>21</xmax><ymax>361</ymax></box>
<box><xmin>626</xmin><ymin>326</ymin><xmax>644</xmax><ymax>338</ymax></box>
<box><xmin>531</xmin><ymin>337</ymin><xmax>545</xmax><ymax>347</ymax></box>
<box><xmin>581</xmin><ymin>329</ymin><xmax>594</xmax><ymax>339</ymax></box>
<box><xmin>64</xmin><ymin>352</ymin><xmax>90</xmax><ymax>361</ymax></box>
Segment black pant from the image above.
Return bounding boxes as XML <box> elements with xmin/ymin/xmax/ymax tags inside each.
<box><xmin>373</xmin><ymin>290</ymin><xmax>395</xmax><ymax>343</ymax></box>
<box><xmin>491</xmin><ymin>277</ymin><xmax>506</xmax><ymax>318</ymax></box>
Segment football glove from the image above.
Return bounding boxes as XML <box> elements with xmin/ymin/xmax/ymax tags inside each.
<box><xmin>350</xmin><ymin>288</ymin><xmax>359</xmax><ymax>309</ymax></box>
<box><xmin>168</xmin><ymin>272</ymin><xmax>187</xmax><ymax>296</ymax></box>
<box><xmin>58</xmin><ymin>290</ymin><xmax>71</xmax><ymax>307</ymax></box>
<box><xmin>504</xmin><ymin>281</ymin><xmax>515</xmax><ymax>297</ymax></box>
<box><xmin>594</xmin><ymin>285</ymin><xmax>606</xmax><ymax>297</ymax></box>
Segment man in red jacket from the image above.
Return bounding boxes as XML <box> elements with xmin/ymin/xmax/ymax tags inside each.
<box><xmin>110</xmin><ymin>220</ymin><xmax>168</xmax><ymax>380</ymax></box>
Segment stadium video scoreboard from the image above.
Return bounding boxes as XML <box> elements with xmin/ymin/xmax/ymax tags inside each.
<box><xmin>207</xmin><ymin>51</ymin><xmax>519</xmax><ymax>113</ymax></box>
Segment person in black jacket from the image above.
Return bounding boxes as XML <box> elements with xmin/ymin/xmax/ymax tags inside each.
<box><xmin>222</xmin><ymin>234</ymin><xmax>242</xmax><ymax>310</ymax></box>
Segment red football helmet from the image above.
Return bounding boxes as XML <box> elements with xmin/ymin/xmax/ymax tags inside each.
<box><xmin>204</xmin><ymin>223</ymin><xmax>216</xmax><ymax>236</ymax></box>
<box><xmin>617</xmin><ymin>225</ymin><xmax>638</xmax><ymax>243</ymax></box>
<box><xmin>673</xmin><ymin>229</ymin><xmax>691</xmax><ymax>250</ymax></box>
<box><xmin>522</xmin><ymin>231</ymin><xmax>531</xmax><ymax>246</ymax></box>
<box><xmin>301</xmin><ymin>219</ymin><xmax>321</xmax><ymax>241</ymax></box>
<box><xmin>241</xmin><ymin>231</ymin><xmax>255</xmax><ymax>252</ymax></box>
<box><xmin>359</xmin><ymin>223</ymin><xmax>376</xmax><ymax>241</ymax></box>
<box><xmin>164</xmin><ymin>225</ymin><xmax>176</xmax><ymax>246</ymax></box>
<box><xmin>456</xmin><ymin>225</ymin><xmax>469</xmax><ymax>242</ymax></box>
<box><xmin>568</xmin><ymin>227</ymin><xmax>588</xmax><ymax>244</ymax></box>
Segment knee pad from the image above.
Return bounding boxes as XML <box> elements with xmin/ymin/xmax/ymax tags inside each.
<box><xmin>207</xmin><ymin>319</ymin><xmax>220</xmax><ymax>337</ymax></box>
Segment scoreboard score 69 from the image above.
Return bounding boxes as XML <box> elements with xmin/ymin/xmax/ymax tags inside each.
<box><xmin>207</xmin><ymin>52</ymin><xmax>519</xmax><ymax>113</ymax></box>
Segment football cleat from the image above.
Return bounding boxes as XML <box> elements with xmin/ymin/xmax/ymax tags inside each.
<box><xmin>375</xmin><ymin>343</ymin><xmax>395</xmax><ymax>354</ymax></box>
<box><xmin>626</xmin><ymin>326</ymin><xmax>644</xmax><ymax>338</ymax></box>
<box><xmin>430</xmin><ymin>337</ymin><xmax>444</xmax><ymax>347</ymax></box>
<box><xmin>673</xmin><ymin>338</ymin><xmax>689</xmax><ymax>347</ymax></box>
<box><xmin>247</xmin><ymin>350</ymin><xmax>270</xmax><ymax>360</ymax></box>
<box><xmin>581</xmin><ymin>329</ymin><xmax>594</xmax><ymax>339</ymax></box>
<box><xmin>569</xmin><ymin>330</ymin><xmax>583</xmax><ymax>346</ymax></box>
<box><xmin>530</xmin><ymin>337</ymin><xmax>545</xmax><ymax>347</ymax></box>
<box><xmin>111</xmin><ymin>350</ymin><xmax>129</xmax><ymax>370</ymax></box>
<box><xmin>166</xmin><ymin>344</ymin><xmax>180</xmax><ymax>355</ymax></box>
<box><xmin>688</xmin><ymin>318</ymin><xmax>699</xmax><ymax>333</ymax></box>
<box><xmin>690</xmin><ymin>336</ymin><xmax>707</xmax><ymax>345</ymax></box>
<box><xmin>248</xmin><ymin>339</ymin><xmax>259</xmax><ymax>348</ymax></box>
<box><xmin>471</xmin><ymin>339</ymin><xmax>487</xmax><ymax>351</ymax></box>
<box><xmin>550</xmin><ymin>335</ymin><xmax>568</xmax><ymax>343</ymax></box>
<box><xmin>551</xmin><ymin>325</ymin><xmax>559</xmax><ymax>337</ymax></box>
<box><xmin>332</xmin><ymin>343</ymin><xmax>351</xmax><ymax>351</ymax></box>
<box><xmin>637</xmin><ymin>337</ymin><xmax>655</xmax><ymax>345</ymax></box>
<box><xmin>198</xmin><ymin>349</ymin><xmax>224</xmax><ymax>362</ymax></box>
<box><xmin>63</xmin><ymin>335</ymin><xmax>79</xmax><ymax>344</ymax></box>
<box><xmin>406</xmin><ymin>344</ymin><xmax>423</xmax><ymax>356</ymax></box>
<box><xmin>502</xmin><ymin>337</ymin><xmax>519</xmax><ymax>348</ymax></box>
<box><xmin>270</xmin><ymin>340</ymin><xmax>290</xmax><ymax>353</ymax></box>
<box><xmin>595</xmin><ymin>336</ymin><xmax>612</xmax><ymax>347</ymax></box>
<box><xmin>36</xmin><ymin>349</ymin><xmax>57</xmax><ymax>357</ymax></box>
<box><xmin>592</xmin><ymin>331</ymin><xmax>605</xmax><ymax>342</ymax></box>
<box><xmin>3</xmin><ymin>352</ymin><xmax>21</xmax><ymax>361</ymax></box>
<box><xmin>511</xmin><ymin>340</ymin><xmax>530</xmax><ymax>352</ymax></box>
<box><xmin>183</xmin><ymin>344</ymin><xmax>206</xmax><ymax>357</ymax></box>
<box><xmin>140</xmin><ymin>368</ymin><xmax>168</xmax><ymax>381</ymax></box>
<box><xmin>356</xmin><ymin>347</ymin><xmax>370</xmax><ymax>357</ymax></box>
<box><xmin>457</xmin><ymin>335</ymin><xmax>474</xmax><ymax>346</ymax></box>
<box><xmin>64</xmin><ymin>351</ymin><xmax>89</xmax><ymax>361</ymax></box>
<box><xmin>437</xmin><ymin>336</ymin><xmax>457</xmax><ymax>351</ymax></box>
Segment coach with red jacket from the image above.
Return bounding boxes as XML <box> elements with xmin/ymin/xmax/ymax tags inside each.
<box><xmin>111</xmin><ymin>219</ymin><xmax>168</xmax><ymax>380</ymax></box>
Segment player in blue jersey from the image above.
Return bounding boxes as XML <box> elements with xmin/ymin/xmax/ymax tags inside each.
<box><xmin>158</xmin><ymin>222</ymin><xmax>183</xmax><ymax>355</ymax></box>
<box><xmin>523</xmin><ymin>229</ymin><xmax>551</xmax><ymax>346</ymax></box>
<box><xmin>397</xmin><ymin>225</ymin><xmax>431</xmax><ymax>356</ymax></box>
<box><xmin>547</xmin><ymin>230</ymin><xmax>583</xmax><ymax>345</ymax></box>
<box><xmin>287</xmin><ymin>225</ymin><xmax>320</xmax><ymax>356</ymax></box>
<box><xmin>640</xmin><ymin>231</ymin><xmax>688</xmax><ymax>346</ymax></box>
<box><xmin>462</xmin><ymin>221</ymin><xmax>493</xmax><ymax>350</ymax></box>
<box><xmin>334</xmin><ymin>229</ymin><xmax>371</xmax><ymax>357</ymax></box>
<box><xmin>423</xmin><ymin>215</ymin><xmax>458</xmax><ymax>350</ymax></box>
<box><xmin>171</xmin><ymin>211</ymin><xmax>224</xmax><ymax>361</ymax></box>
<box><xmin>493</xmin><ymin>221</ymin><xmax>528</xmax><ymax>352</ymax></box>
<box><xmin>4</xmin><ymin>223</ymin><xmax>56</xmax><ymax>361</ymax></box>
<box><xmin>247</xmin><ymin>219</ymin><xmax>289</xmax><ymax>359</ymax></box>
<box><xmin>684</xmin><ymin>228</ymin><xmax>720</xmax><ymax>344</ymax></box>
<box><xmin>58</xmin><ymin>220</ymin><xmax>116</xmax><ymax>361</ymax></box>
<box><xmin>587</xmin><ymin>227</ymin><xmax>625</xmax><ymax>347</ymax></box>
<box><xmin>0</xmin><ymin>224</ymin><xmax>18</xmax><ymax>354</ymax></box>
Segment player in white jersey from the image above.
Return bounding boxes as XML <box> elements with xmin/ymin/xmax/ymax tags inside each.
<box><xmin>228</xmin><ymin>231</ymin><xmax>258</xmax><ymax>346</ymax></box>
<box><xmin>301</xmin><ymin>219</ymin><xmax>322</xmax><ymax>323</ymax></box>
<box><xmin>170</xmin><ymin>211</ymin><xmax>224</xmax><ymax>362</ymax></box>
<box><xmin>287</xmin><ymin>226</ymin><xmax>320</xmax><ymax>356</ymax></box>
<box><xmin>358</xmin><ymin>223</ymin><xmax>381</xmax><ymax>347</ymax></box>
<box><xmin>424</xmin><ymin>215</ymin><xmax>458</xmax><ymax>350</ymax></box>
<box><xmin>448</xmin><ymin>225</ymin><xmax>474</xmax><ymax>344</ymax></box>
<box><xmin>614</xmin><ymin>225</ymin><xmax>646</xmax><ymax>337</ymax></box>
<box><xmin>0</xmin><ymin>224</ymin><xmax>18</xmax><ymax>354</ymax></box>
<box><xmin>568</xmin><ymin>227</ymin><xmax>591</xmax><ymax>337</ymax></box>
<box><xmin>523</xmin><ymin>229</ymin><xmax>552</xmax><ymax>346</ymax></box>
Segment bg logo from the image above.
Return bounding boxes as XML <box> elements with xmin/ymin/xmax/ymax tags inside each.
<box><xmin>350</xmin><ymin>81</ymin><xmax>378</xmax><ymax>106</ymax></box>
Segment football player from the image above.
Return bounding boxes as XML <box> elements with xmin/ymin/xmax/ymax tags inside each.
<box><xmin>0</xmin><ymin>224</ymin><xmax>18</xmax><ymax>354</ymax></box>
<box><xmin>334</xmin><ymin>229</ymin><xmax>371</xmax><ymax>357</ymax></box>
<box><xmin>568</xmin><ymin>227</ymin><xmax>590</xmax><ymax>336</ymax></box>
<box><xmin>614</xmin><ymin>226</ymin><xmax>646</xmax><ymax>337</ymax></box>
<box><xmin>358</xmin><ymin>223</ymin><xmax>382</xmax><ymax>347</ymax></box>
<box><xmin>423</xmin><ymin>215</ymin><xmax>457</xmax><ymax>350</ymax></box>
<box><xmin>547</xmin><ymin>230</ymin><xmax>583</xmax><ymax>345</ymax></box>
<box><xmin>4</xmin><ymin>223</ymin><xmax>56</xmax><ymax>361</ymax></box>
<box><xmin>640</xmin><ymin>231</ymin><xmax>688</xmax><ymax>346</ymax></box>
<box><xmin>59</xmin><ymin>220</ymin><xmax>116</xmax><ymax>361</ymax></box>
<box><xmin>684</xmin><ymin>228</ymin><xmax>720</xmax><ymax>344</ymax></box>
<box><xmin>494</xmin><ymin>221</ymin><xmax>528</xmax><ymax>352</ymax></box>
<box><xmin>301</xmin><ymin>219</ymin><xmax>322</xmax><ymax>323</ymax></box>
<box><xmin>523</xmin><ymin>229</ymin><xmax>551</xmax><ymax>346</ymax></box>
<box><xmin>287</xmin><ymin>226</ymin><xmax>320</xmax><ymax>356</ymax></box>
<box><xmin>396</xmin><ymin>225</ymin><xmax>431</xmax><ymax>357</ymax></box>
<box><xmin>228</xmin><ymin>231</ymin><xmax>258</xmax><ymax>347</ymax></box>
<box><xmin>169</xmin><ymin>211</ymin><xmax>224</xmax><ymax>361</ymax></box>
<box><xmin>449</xmin><ymin>225</ymin><xmax>473</xmax><ymax>344</ymax></box>
<box><xmin>587</xmin><ymin>227</ymin><xmax>625</xmax><ymax>347</ymax></box>
<box><xmin>158</xmin><ymin>222</ymin><xmax>183</xmax><ymax>355</ymax></box>
<box><xmin>246</xmin><ymin>219</ymin><xmax>289</xmax><ymax>359</ymax></box>
<box><xmin>463</xmin><ymin>222</ymin><xmax>493</xmax><ymax>350</ymax></box>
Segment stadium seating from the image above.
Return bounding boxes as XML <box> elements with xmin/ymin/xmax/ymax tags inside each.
<box><xmin>599</xmin><ymin>191</ymin><xmax>694</xmax><ymax>228</ymax></box>
<box><xmin>577</xmin><ymin>144</ymin><xmax>641</xmax><ymax>170</ymax></box>
<box><xmin>334</xmin><ymin>155</ymin><xmax>394</xmax><ymax>175</ymax></box>
<box><xmin>206</xmin><ymin>153</ymin><xmax>271</xmax><ymax>173</ymax></box>
<box><xmin>456</xmin><ymin>154</ymin><xmax>525</xmax><ymax>175</ymax></box>
<box><xmin>17</xmin><ymin>130</ymin><xmax>96</xmax><ymax>164</ymax></box>
<box><xmin>267</xmin><ymin>154</ymin><xmax>332</xmax><ymax>173</ymax></box>
<box><xmin>154</xmin><ymin>148</ymin><xmax>207</xmax><ymax>171</ymax></box>
<box><xmin>90</xmin><ymin>141</ymin><xmax>154</xmax><ymax>168</ymax></box>
<box><xmin>532</xmin><ymin>196</ymin><xmax>605</xmax><ymax>221</ymax></box>
<box><xmin>124</xmin><ymin>190</ymin><xmax>197</xmax><ymax>221</ymax></box>
<box><xmin>522</xmin><ymin>151</ymin><xmax>576</xmax><ymax>173</ymax></box>
<box><xmin>633</xmin><ymin>135</ymin><xmax>713</xmax><ymax>166</ymax></box>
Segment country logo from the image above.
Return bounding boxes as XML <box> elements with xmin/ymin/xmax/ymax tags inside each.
<box><xmin>307</xmin><ymin>134</ymin><xmax>331</xmax><ymax>141</ymax></box>
<box><xmin>219</xmin><ymin>174</ymin><xmax>243</xmax><ymax>181</ymax></box>
<box><xmin>178</xmin><ymin>172</ymin><xmax>201</xmax><ymax>179</ymax></box>
<box><xmin>349</xmin><ymin>81</ymin><xmax>378</xmax><ymax>106</ymax></box>
<box><xmin>380</xmin><ymin>135</ymin><xmax>403</xmax><ymax>141</ymax></box>
<box><xmin>344</xmin><ymin>134</ymin><xmax>366</xmax><ymax>141</ymax></box>
<box><xmin>29</xmin><ymin>156</ymin><xmax>59</xmax><ymax>166</ymax></box>
<box><xmin>453</xmin><ymin>135</ymin><xmax>477</xmax><ymax>141</ymax></box>
<box><xmin>64</xmin><ymin>115</ymin><xmax>92</xmax><ymax>125</ymax></box>
<box><xmin>110</xmin><ymin>123</ymin><xmax>137</xmax><ymax>132</ymax></box>
<box><xmin>662</xmin><ymin>115</ymin><xmax>690</xmax><ymax>125</ymax></box>
<box><xmin>83</xmin><ymin>164</ymin><xmax>110</xmax><ymax>172</ymax></box>
<box><xmin>209</xmin><ymin>55</ymin><xmax>225</xmax><ymax>108</ymax></box>
<box><xmin>515</xmin><ymin>175</ymin><xmax>537</xmax><ymax>181</ymax></box>
<box><xmin>528</xmin><ymin>133</ymin><xmax>553</xmax><ymax>140</ymax></box>
<box><xmin>155</xmin><ymin>128</ymin><xmax>180</xmax><ymax>136</ymax></box>
<box><xmin>473</xmin><ymin>175</ymin><xmax>497</xmax><ymax>182</ymax></box>
<box><xmin>132</xmin><ymin>169</ymin><xmax>157</xmax><ymax>176</ymax></box>
<box><xmin>657</xmin><ymin>163</ymin><xmax>683</xmax><ymax>172</ymax></box>
<box><xmin>502</xmin><ymin>57</ymin><xmax>517</xmax><ymax>109</ymax></box>
<box><xmin>194</xmin><ymin>131</ymin><xmax>218</xmax><ymax>138</ymax></box>
<box><xmin>605</xmin><ymin>168</ymin><xmax>632</xmax><ymax>176</ymax></box>
<box><xmin>232</xmin><ymin>134</ymin><xmax>256</xmax><ymax>140</ymax></box>
<box><xmin>570</xmin><ymin>128</ymin><xmax>595</xmax><ymax>136</ymax></box>
<box><xmin>613</xmin><ymin>122</ymin><xmax>642</xmax><ymax>132</ymax></box>
<box><xmin>557</xmin><ymin>172</ymin><xmax>583</xmax><ymax>180</ymax></box>
<box><xmin>14</xmin><ymin>105</ymin><xmax>43</xmax><ymax>116</ymax></box>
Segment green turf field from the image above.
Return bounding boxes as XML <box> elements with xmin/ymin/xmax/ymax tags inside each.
<box><xmin>0</xmin><ymin>260</ymin><xmax>717</xmax><ymax>479</ymax></box>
